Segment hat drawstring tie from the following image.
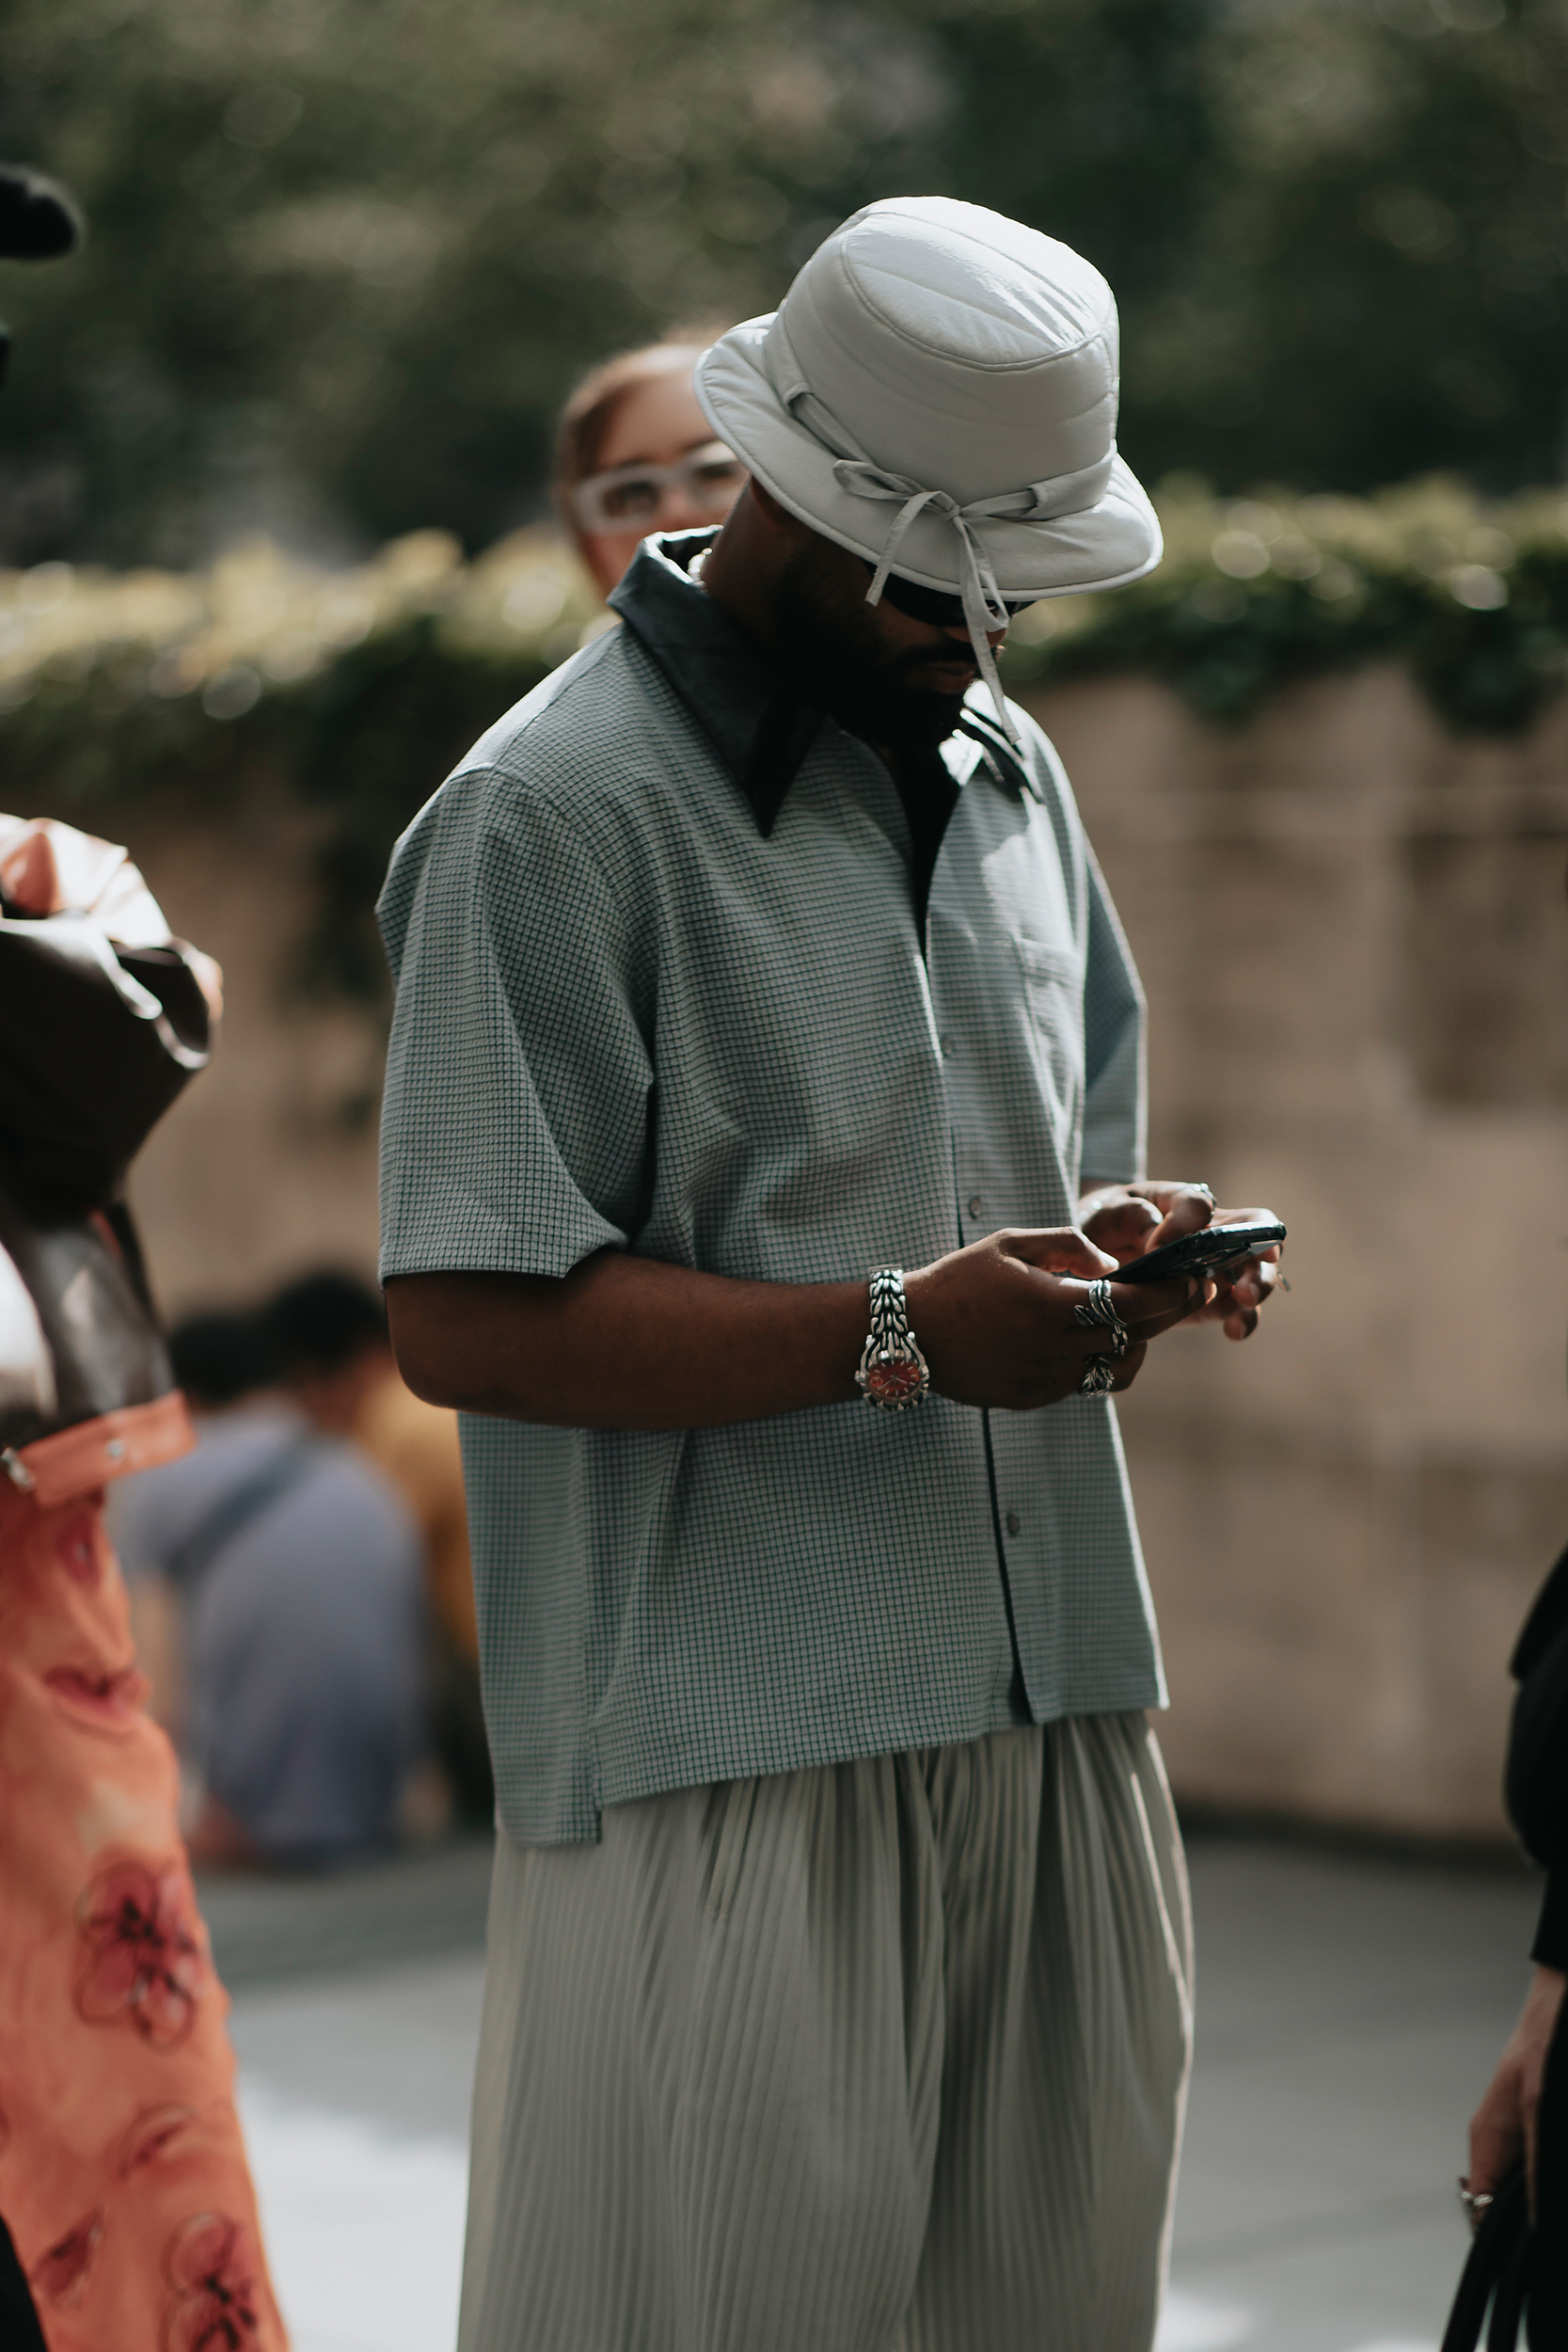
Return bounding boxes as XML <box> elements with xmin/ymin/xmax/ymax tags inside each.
<box><xmin>833</xmin><ymin>461</ymin><xmax>1021</xmax><ymax>744</ymax></box>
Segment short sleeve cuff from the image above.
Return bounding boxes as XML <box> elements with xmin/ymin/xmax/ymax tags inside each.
<box><xmin>379</xmin><ymin>1169</ymin><xmax>626</xmax><ymax>1284</ymax></box>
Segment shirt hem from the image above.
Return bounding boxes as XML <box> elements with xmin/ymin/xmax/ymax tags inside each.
<box><xmin>494</xmin><ymin>1675</ymin><xmax>1166</xmax><ymax>1847</ymax></box>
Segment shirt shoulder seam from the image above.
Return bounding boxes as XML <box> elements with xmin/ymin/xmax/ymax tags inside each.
<box><xmin>457</xmin><ymin>748</ymin><xmax>633</xmax><ymax>934</ymax></box>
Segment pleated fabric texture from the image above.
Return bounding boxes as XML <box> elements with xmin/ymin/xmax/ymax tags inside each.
<box><xmin>459</xmin><ymin>1713</ymin><xmax>1193</xmax><ymax>2352</ymax></box>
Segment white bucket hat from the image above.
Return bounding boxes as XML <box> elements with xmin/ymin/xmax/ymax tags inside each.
<box><xmin>694</xmin><ymin>194</ymin><xmax>1162</xmax><ymax>739</ymax></box>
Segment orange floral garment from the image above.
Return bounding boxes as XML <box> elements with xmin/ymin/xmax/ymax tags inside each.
<box><xmin>0</xmin><ymin>1469</ymin><xmax>287</xmax><ymax>2350</ymax></box>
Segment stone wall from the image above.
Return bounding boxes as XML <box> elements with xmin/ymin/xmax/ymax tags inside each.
<box><xmin>1028</xmin><ymin>667</ymin><xmax>1568</xmax><ymax>1840</ymax></box>
<box><xmin>98</xmin><ymin>661</ymin><xmax>1568</xmax><ymax>1839</ymax></box>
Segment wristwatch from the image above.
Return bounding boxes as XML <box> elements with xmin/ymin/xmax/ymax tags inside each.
<box><xmin>856</xmin><ymin>1268</ymin><xmax>930</xmax><ymax>1411</ymax></box>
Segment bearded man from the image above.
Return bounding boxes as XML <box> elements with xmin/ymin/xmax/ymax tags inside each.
<box><xmin>378</xmin><ymin>197</ymin><xmax>1278</xmax><ymax>2352</ymax></box>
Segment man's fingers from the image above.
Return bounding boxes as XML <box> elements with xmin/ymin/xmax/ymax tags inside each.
<box><xmin>1104</xmin><ymin>1275</ymin><xmax>1205</xmax><ymax>1331</ymax></box>
<box><xmin>1205</xmin><ymin>1260</ymin><xmax>1278</xmax><ymax>1335</ymax></box>
<box><xmin>1209</xmin><ymin>1211</ymin><xmax>1284</xmax><ymax>1298</ymax></box>
<box><xmin>1059</xmin><ymin>1271</ymin><xmax>1200</xmax><ymax>1345</ymax></box>
<box><xmin>1190</xmin><ymin>1224</ymin><xmax>1283</xmax><ymax>1333</ymax></box>
<box><xmin>1467</xmin><ymin>2109</ymin><xmax>1521</xmax><ymax>2201</ymax></box>
<box><xmin>1083</xmin><ymin>1199</ymin><xmax>1162</xmax><ymax>1263</ymax></box>
<box><xmin>1140</xmin><ymin>1184</ymin><xmax>1216</xmax><ymax>1251</ymax></box>
<box><xmin>1468</xmin><ymin>2051</ymin><xmax>1528</xmax><ymax>2204</ymax></box>
<box><xmin>1525</xmin><ymin>2096</ymin><xmax>1540</xmax><ymax>2219</ymax></box>
<box><xmin>1007</xmin><ymin>1227</ymin><xmax>1118</xmax><ymax>1279</ymax></box>
<box><xmin>1226</xmin><ymin>1259</ymin><xmax>1272</xmax><ymax>1301</ymax></box>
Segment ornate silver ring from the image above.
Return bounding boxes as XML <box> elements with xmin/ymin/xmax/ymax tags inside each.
<box><xmin>1072</xmin><ymin>1277</ymin><xmax>1131</xmax><ymax>1359</ymax></box>
<box><xmin>1077</xmin><ymin>1356</ymin><xmax>1117</xmax><ymax>1397</ymax></box>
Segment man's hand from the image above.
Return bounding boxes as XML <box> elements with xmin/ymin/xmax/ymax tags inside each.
<box><xmin>1078</xmin><ymin>1178</ymin><xmax>1283</xmax><ymax>1343</ymax></box>
<box><xmin>1467</xmin><ymin>1963</ymin><xmax>1566</xmax><ymax>2218</ymax></box>
<box><xmin>904</xmin><ymin>1226</ymin><xmax>1202</xmax><ymax>1411</ymax></box>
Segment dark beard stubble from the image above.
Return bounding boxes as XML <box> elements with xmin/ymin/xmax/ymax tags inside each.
<box><xmin>770</xmin><ymin>534</ymin><xmax>974</xmax><ymax>752</ymax></box>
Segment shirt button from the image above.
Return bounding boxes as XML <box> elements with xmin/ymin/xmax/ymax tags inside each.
<box><xmin>967</xmin><ymin>1195</ymin><xmax>984</xmax><ymax>1219</ymax></box>
<box><xmin>940</xmin><ymin>1034</ymin><xmax>956</xmax><ymax>1058</ymax></box>
<box><xmin>1005</xmin><ymin>1511</ymin><xmax>1021</xmax><ymax>1536</ymax></box>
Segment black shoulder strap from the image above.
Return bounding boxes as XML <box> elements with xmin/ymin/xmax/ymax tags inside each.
<box><xmin>1439</xmin><ymin>2168</ymin><xmax>1529</xmax><ymax>2351</ymax></box>
<box><xmin>164</xmin><ymin>1439</ymin><xmax>319</xmax><ymax>1593</ymax></box>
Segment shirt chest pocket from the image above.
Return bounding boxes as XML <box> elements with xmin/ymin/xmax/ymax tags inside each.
<box><xmin>1008</xmin><ymin>932</ymin><xmax>1085</xmax><ymax>1154</ymax></box>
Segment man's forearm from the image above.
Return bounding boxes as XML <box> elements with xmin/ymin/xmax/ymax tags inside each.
<box><xmin>387</xmin><ymin>1257</ymin><xmax>865</xmax><ymax>1431</ymax></box>
<box><xmin>387</xmin><ymin>1223</ymin><xmax>1196</xmax><ymax>1431</ymax></box>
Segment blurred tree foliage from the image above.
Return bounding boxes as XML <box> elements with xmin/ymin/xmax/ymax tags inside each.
<box><xmin>0</xmin><ymin>0</ymin><xmax>1566</xmax><ymax>567</ymax></box>
<box><xmin>920</xmin><ymin>0</ymin><xmax>1568</xmax><ymax>491</ymax></box>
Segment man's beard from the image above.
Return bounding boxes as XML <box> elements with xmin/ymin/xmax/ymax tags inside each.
<box><xmin>771</xmin><ymin>535</ymin><xmax>974</xmax><ymax>751</ymax></box>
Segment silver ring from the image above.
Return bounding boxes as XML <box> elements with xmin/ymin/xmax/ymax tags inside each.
<box><xmin>1072</xmin><ymin>1277</ymin><xmax>1130</xmax><ymax>1359</ymax></box>
<box><xmin>1457</xmin><ymin>2180</ymin><xmax>1494</xmax><ymax>2235</ymax></box>
<box><xmin>1078</xmin><ymin>1356</ymin><xmax>1117</xmax><ymax>1397</ymax></box>
<box><xmin>1192</xmin><ymin>1183</ymin><xmax>1215</xmax><ymax>1204</ymax></box>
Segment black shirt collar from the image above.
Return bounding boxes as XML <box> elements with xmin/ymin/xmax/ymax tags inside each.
<box><xmin>609</xmin><ymin>530</ymin><xmax>1037</xmax><ymax>834</ymax></box>
<box><xmin>609</xmin><ymin>532</ymin><xmax>819</xmax><ymax>836</ymax></box>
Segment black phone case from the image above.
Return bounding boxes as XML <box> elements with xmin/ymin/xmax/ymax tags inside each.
<box><xmin>1114</xmin><ymin>1221</ymin><xmax>1286</xmax><ymax>1284</ymax></box>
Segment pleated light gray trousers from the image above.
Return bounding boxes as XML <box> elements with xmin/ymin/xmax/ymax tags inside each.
<box><xmin>458</xmin><ymin>1713</ymin><xmax>1194</xmax><ymax>2352</ymax></box>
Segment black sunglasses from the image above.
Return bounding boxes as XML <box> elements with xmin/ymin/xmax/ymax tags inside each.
<box><xmin>875</xmin><ymin>567</ymin><xmax>1036</xmax><ymax>629</ymax></box>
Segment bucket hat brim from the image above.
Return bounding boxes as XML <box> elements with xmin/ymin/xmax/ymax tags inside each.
<box><xmin>695</xmin><ymin>316</ymin><xmax>1163</xmax><ymax>603</ymax></box>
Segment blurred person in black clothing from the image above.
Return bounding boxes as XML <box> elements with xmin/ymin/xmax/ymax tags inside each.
<box><xmin>1458</xmin><ymin>868</ymin><xmax>1568</xmax><ymax>2344</ymax></box>
<box><xmin>1464</xmin><ymin>1547</ymin><xmax>1567</xmax><ymax>2342</ymax></box>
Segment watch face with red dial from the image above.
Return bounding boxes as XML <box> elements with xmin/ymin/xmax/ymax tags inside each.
<box><xmin>865</xmin><ymin>1356</ymin><xmax>922</xmax><ymax>1404</ymax></box>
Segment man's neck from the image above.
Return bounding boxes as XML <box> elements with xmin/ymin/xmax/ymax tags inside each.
<box><xmin>693</xmin><ymin>493</ymin><xmax>790</xmax><ymax>666</ymax></box>
<box><xmin>692</xmin><ymin>502</ymin><xmax>964</xmax><ymax>775</ymax></box>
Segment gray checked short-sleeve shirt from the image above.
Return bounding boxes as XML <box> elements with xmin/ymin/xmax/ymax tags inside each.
<box><xmin>377</xmin><ymin>532</ymin><xmax>1164</xmax><ymax>1846</ymax></box>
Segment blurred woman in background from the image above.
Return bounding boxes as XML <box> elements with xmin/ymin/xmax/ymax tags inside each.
<box><xmin>556</xmin><ymin>328</ymin><xmax>744</xmax><ymax>597</ymax></box>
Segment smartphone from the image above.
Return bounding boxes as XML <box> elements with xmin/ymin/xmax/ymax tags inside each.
<box><xmin>1112</xmin><ymin>1219</ymin><xmax>1286</xmax><ymax>1285</ymax></box>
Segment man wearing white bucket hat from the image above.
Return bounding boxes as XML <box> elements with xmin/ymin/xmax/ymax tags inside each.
<box><xmin>380</xmin><ymin>197</ymin><xmax>1279</xmax><ymax>2352</ymax></box>
<box><xmin>693</xmin><ymin>194</ymin><xmax>1164</xmax><ymax>740</ymax></box>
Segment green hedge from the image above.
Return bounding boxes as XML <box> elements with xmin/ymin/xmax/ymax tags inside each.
<box><xmin>1001</xmin><ymin>477</ymin><xmax>1568</xmax><ymax>732</ymax></box>
<box><xmin>0</xmin><ymin>530</ymin><xmax>590</xmax><ymax>1007</ymax></box>
<box><xmin>6</xmin><ymin>479</ymin><xmax>1566</xmax><ymax>1007</ymax></box>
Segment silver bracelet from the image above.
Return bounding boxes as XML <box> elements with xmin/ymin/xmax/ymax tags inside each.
<box><xmin>855</xmin><ymin>1268</ymin><xmax>930</xmax><ymax>1411</ymax></box>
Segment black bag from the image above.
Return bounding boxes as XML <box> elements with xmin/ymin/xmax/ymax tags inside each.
<box><xmin>1441</xmin><ymin>2171</ymin><xmax>1531</xmax><ymax>2352</ymax></box>
<box><xmin>0</xmin><ymin>920</ymin><xmax>212</xmax><ymax>1216</ymax></box>
<box><xmin>0</xmin><ymin>833</ymin><xmax>214</xmax><ymax>1454</ymax></box>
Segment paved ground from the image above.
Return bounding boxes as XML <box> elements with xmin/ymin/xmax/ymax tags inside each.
<box><xmin>214</xmin><ymin>1829</ymin><xmax>1541</xmax><ymax>2352</ymax></box>
<box><xmin>1158</xmin><ymin>1836</ymin><xmax>1536</xmax><ymax>2352</ymax></box>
